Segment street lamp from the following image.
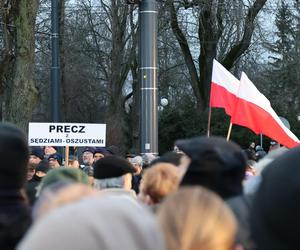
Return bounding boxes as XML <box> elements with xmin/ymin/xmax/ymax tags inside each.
<box><xmin>127</xmin><ymin>0</ymin><xmax>158</xmax><ymax>155</ymax></box>
<box><xmin>160</xmin><ymin>98</ymin><xmax>168</xmax><ymax>107</ymax></box>
<box><xmin>158</xmin><ymin>98</ymin><xmax>168</xmax><ymax>111</ymax></box>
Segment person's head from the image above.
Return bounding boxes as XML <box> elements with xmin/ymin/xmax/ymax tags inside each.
<box><xmin>38</xmin><ymin>167</ymin><xmax>89</xmax><ymax>195</ymax></box>
<box><xmin>150</xmin><ymin>151</ymin><xmax>183</xmax><ymax>167</ymax></box>
<box><xmin>44</xmin><ymin>146</ymin><xmax>57</xmax><ymax>156</ymax></box>
<box><xmin>106</xmin><ymin>145</ymin><xmax>120</xmax><ymax>156</ymax></box>
<box><xmin>19</xmin><ymin>196</ymin><xmax>165</xmax><ymax>250</ymax></box>
<box><xmin>93</xmin><ymin>156</ymin><xmax>136</xmax><ymax>190</ymax></box>
<box><xmin>93</xmin><ymin>147</ymin><xmax>109</xmax><ymax>162</ymax></box>
<box><xmin>244</xmin><ymin>148</ymin><xmax>257</xmax><ymax>161</ymax></box>
<box><xmin>245</xmin><ymin>160</ymin><xmax>256</xmax><ymax>179</ymax></box>
<box><xmin>82</xmin><ymin>147</ymin><xmax>95</xmax><ymax>166</ymax></box>
<box><xmin>176</xmin><ymin>136</ymin><xmax>246</xmax><ymax>199</ymax></box>
<box><xmin>83</xmin><ymin>166</ymin><xmax>94</xmax><ymax>186</ymax></box>
<box><xmin>251</xmin><ymin>146</ymin><xmax>300</xmax><ymax>250</ymax></box>
<box><xmin>29</xmin><ymin>147</ymin><xmax>44</xmax><ymax>166</ymax></box>
<box><xmin>269</xmin><ymin>141</ymin><xmax>279</xmax><ymax>151</ymax></box>
<box><xmin>249</xmin><ymin>142</ymin><xmax>255</xmax><ymax>149</ymax></box>
<box><xmin>126</xmin><ymin>153</ymin><xmax>136</xmax><ymax>161</ymax></box>
<box><xmin>158</xmin><ymin>187</ymin><xmax>237</xmax><ymax>250</ymax></box>
<box><xmin>27</xmin><ymin>163</ymin><xmax>36</xmax><ymax>181</ymax></box>
<box><xmin>255</xmin><ymin>146</ymin><xmax>267</xmax><ymax>161</ymax></box>
<box><xmin>35</xmin><ymin>160</ymin><xmax>51</xmax><ymax>178</ymax></box>
<box><xmin>0</xmin><ymin>123</ymin><xmax>29</xmax><ymax>190</ymax></box>
<box><xmin>138</xmin><ymin>163</ymin><xmax>180</xmax><ymax>205</ymax></box>
<box><xmin>48</xmin><ymin>153</ymin><xmax>62</xmax><ymax>168</ymax></box>
<box><xmin>142</xmin><ymin>153</ymin><xmax>157</xmax><ymax>169</ymax></box>
<box><xmin>130</xmin><ymin>156</ymin><xmax>143</xmax><ymax>175</ymax></box>
<box><xmin>68</xmin><ymin>155</ymin><xmax>80</xmax><ymax>169</ymax></box>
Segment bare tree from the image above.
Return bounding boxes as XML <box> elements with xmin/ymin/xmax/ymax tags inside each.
<box><xmin>0</xmin><ymin>0</ymin><xmax>39</xmax><ymax>131</ymax></box>
<box><xmin>167</xmin><ymin>0</ymin><xmax>267</xmax><ymax>112</ymax></box>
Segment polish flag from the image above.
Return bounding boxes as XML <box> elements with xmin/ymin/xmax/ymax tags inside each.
<box><xmin>231</xmin><ymin>72</ymin><xmax>300</xmax><ymax>148</ymax></box>
<box><xmin>210</xmin><ymin>59</ymin><xmax>240</xmax><ymax>116</ymax></box>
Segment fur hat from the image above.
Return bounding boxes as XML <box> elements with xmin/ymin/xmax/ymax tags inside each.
<box><xmin>176</xmin><ymin>136</ymin><xmax>246</xmax><ymax>199</ymax></box>
<box><xmin>93</xmin><ymin>156</ymin><xmax>135</xmax><ymax>179</ymax></box>
<box><xmin>0</xmin><ymin>123</ymin><xmax>29</xmax><ymax>189</ymax></box>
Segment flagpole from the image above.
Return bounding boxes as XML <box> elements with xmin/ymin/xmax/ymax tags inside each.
<box><xmin>64</xmin><ymin>146</ymin><xmax>69</xmax><ymax>166</ymax></box>
<box><xmin>207</xmin><ymin>106</ymin><xmax>212</xmax><ymax>137</ymax></box>
<box><xmin>226</xmin><ymin>122</ymin><xmax>233</xmax><ymax>141</ymax></box>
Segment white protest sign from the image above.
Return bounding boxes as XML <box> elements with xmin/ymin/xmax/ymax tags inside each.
<box><xmin>28</xmin><ymin>122</ymin><xmax>106</xmax><ymax>146</ymax></box>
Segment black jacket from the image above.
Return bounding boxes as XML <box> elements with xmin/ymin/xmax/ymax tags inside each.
<box><xmin>0</xmin><ymin>190</ymin><xmax>31</xmax><ymax>250</ymax></box>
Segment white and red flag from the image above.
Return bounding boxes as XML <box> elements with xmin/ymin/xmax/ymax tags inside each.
<box><xmin>210</xmin><ymin>59</ymin><xmax>239</xmax><ymax>116</ymax></box>
<box><xmin>231</xmin><ymin>72</ymin><xmax>300</xmax><ymax>148</ymax></box>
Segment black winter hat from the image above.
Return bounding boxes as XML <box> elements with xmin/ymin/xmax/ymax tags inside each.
<box><xmin>82</xmin><ymin>147</ymin><xmax>95</xmax><ymax>154</ymax></box>
<box><xmin>150</xmin><ymin>151</ymin><xmax>182</xmax><ymax>167</ymax></box>
<box><xmin>0</xmin><ymin>123</ymin><xmax>29</xmax><ymax>189</ymax></box>
<box><xmin>30</xmin><ymin>147</ymin><xmax>44</xmax><ymax>160</ymax></box>
<box><xmin>35</xmin><ymin>160</ymin><xmax>51</xmax><ymax>174</ymax></box>
<box><xmin>93</xmin><ymin>156</ymin><xmax>135</xmax><ymax>179</ymax></box>
<box><xmin>251</xmin><ymin>146</ymin><xmax>300</xmax><ymax>250</ymax></box>
<box><xmin>48</xmin><ymin>153</ymin><xmax>63</xmax><ymax>165</ymax></box>
<box><xmin>106</xmin><ymin>145</ymin><xmax>120</xmax><ymax>156</ymax></box>
<box><xmin>94</xmin><ymin>147</ymin><xmax>109</xmax><ymax>156</ymax></box>
<box><xmin>176</xmin><ymin>136</ymin><xmax>246</xmax><ymax>199</ymax></box>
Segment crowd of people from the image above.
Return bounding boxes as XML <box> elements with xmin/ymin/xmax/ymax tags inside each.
<box><xmin>0</xmin><ymin>122</ymin><xmax>297</xmax><ymax>250</ymax></box>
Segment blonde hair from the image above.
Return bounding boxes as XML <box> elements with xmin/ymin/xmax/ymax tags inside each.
<box><xmin>158</xmin><ymin>187</ymin><xmax>237</xmax><ymax>250</ymax></box>
<box><xmin>140</xmin><ymin>163</ymin><xmax>179</xmax><ymax>203</ymax></box>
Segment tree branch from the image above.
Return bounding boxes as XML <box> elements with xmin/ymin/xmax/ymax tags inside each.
<box><xmin>222</xmin><ymin>0</ymin><xmax>267</xmax><ymax>69</ymax></box>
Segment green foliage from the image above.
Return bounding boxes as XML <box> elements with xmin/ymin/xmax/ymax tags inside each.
<box><xmin>158</xmin><ymin>95</ymin><xmax>203</xmax><ymax>154</ymax></box>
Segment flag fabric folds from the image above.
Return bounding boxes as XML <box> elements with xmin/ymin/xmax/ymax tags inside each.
<box><xmin>230</xmin><ymin>72</ymin><xmax>300</xmax><ymax>148</ymax></box>
<box><xmin>209</xmin><ymin>59</ymin><xmax>239</xmax><ymax>116</ymax></box>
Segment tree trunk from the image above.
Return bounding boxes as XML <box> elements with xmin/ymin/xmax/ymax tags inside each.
<box><xmin>5</xmin><ymin>0</ymin><xmax>39</xmax><ymax>132</ymax></box>
<box><xmin>106</xmin><ymin>0</ymin><xmax>131</xmax><ymax>151</ymax></box>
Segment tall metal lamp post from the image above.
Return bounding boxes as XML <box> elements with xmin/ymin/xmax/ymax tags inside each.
<box><xmin>51</xmin><ymin>0</ymin><xmax>60</xmax><ymax>122</ymax></box>
<box><xmin>139</xmin><ymin>0</ymin><xmax>158</xmax><ymax>155</ymax></box>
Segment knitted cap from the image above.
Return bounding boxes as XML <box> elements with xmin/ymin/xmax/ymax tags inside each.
<box><xmin>30</xmin><ymin>147</ymin><xmax>44</xmax><ymax>160</ymax></box>
<box><xmin>48</xmin><ymin>153</ymin><xmax>63</xmax><ymax>165</ymax></box>
<box><xmin>39</xmin><ymin>167</ymin><xmax>89</xmax><ymax>192</ymax></box>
